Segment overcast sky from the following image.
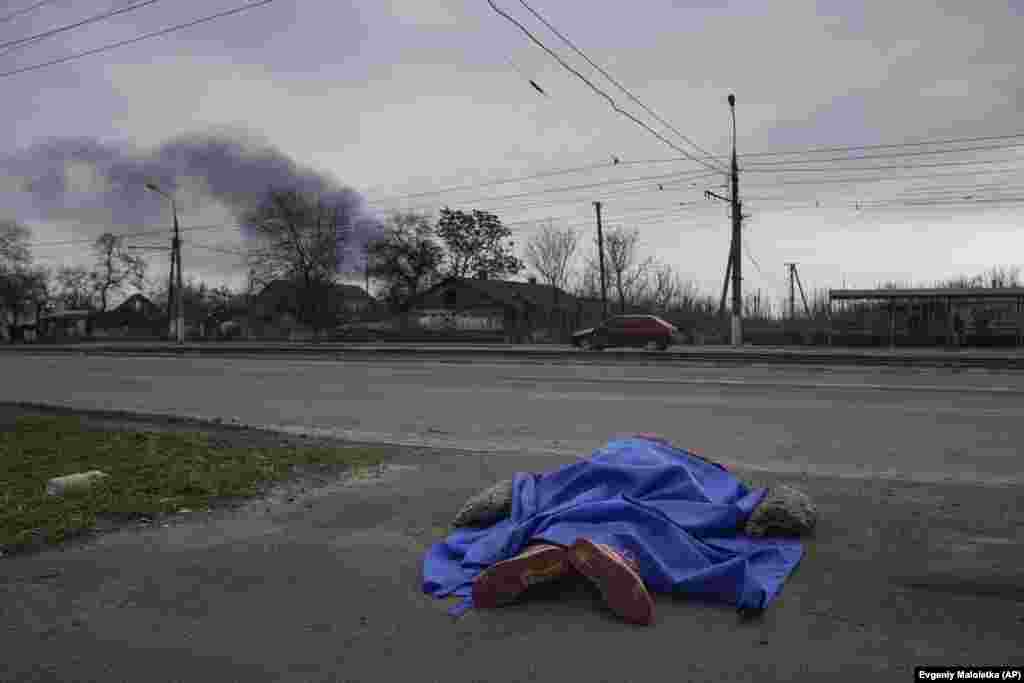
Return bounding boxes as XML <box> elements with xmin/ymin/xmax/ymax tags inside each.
<box><xmin>3</xmin><ymin>0</ymin><xmax>1023</xmax><ymax>307</ymax></box>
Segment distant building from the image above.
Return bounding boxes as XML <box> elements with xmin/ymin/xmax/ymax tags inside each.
<box><xmin>403</xmin><ymin>275</ymin><xmax>604</xmax><ymax>343</ymax></box>
<box><xmin>248</xmin><ymin>279</ymin><xmax>377</xmax><ymax>339</ymax></box>
<box><xmin>37</xmin><ymin>294</ymin><xmax>164</xmax><ymax>341</ymax></box>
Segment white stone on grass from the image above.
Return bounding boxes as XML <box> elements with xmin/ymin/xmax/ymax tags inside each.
<box><xmin>45</xmin><ymin>471</ymin><xmax>110</xmax><ymax>497</ymax></box>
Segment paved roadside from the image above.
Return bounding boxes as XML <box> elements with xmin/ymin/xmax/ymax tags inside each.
<box><xmin>3</xmin><ymin>340</ymin><xmax>1024</xmax><ymax>370</ymax></box>
<box><xmin>1</xmin><ymin>408</ymin><xmax>1021</xmax><ymax>682</ymax></box>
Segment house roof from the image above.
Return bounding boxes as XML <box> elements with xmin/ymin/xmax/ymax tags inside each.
<box><xmin>115</xmin><ymin>293</ymin><xmax>158</xmax><ymax>312</ymax></box>
<box><xmin>256</xmin><ymin>280</ymin><xmax>375</xmax><ymax>303</ymax></box>
<box><xmin>416</xmin><ymin>277</ymin><xmax>581</xmax><ymax>313</ymax></box>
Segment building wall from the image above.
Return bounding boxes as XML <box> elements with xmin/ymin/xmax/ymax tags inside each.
<box><xmin>413</xmin><ymin>307</ymin><xmax>505</xmax><ymax>331</ymax></box>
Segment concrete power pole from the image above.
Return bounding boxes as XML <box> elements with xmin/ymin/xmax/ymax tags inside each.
<box><xmin>728</xmin><ymin>94</ymin><xmax>742</xmax><ymax>347</ymax></box>
<box><xmin>594</xmin><ymin>201</ymin><xmax>608</xmax><ymax>319</ymax></box>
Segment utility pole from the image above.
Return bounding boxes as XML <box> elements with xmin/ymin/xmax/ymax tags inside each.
<box><xmin>594</xmin><ymin>201</ymin><xmax>608</xmax><ymax>319</ymax></box>
<box><xmin>146</xmin><ymin>183</ymin><xmax>184</xmax><ymax>344</ymax></box>
<box><xmin>718</xmin><ymin>240</ymin><xmax>732</xmax><ymax>318</ymax></box>
<box><xmin>793</xmin><ymin>264</ymin><xmax>812</xmax><ymax>319</ymax></box>
<box><xmin>786</xmin><ymin>263</ymin><xmax>796</xmax><ymax>319</ymax></box>
<box><xmin>166</xmin><ymin>239</ymin><xmax>176</xmax><ymax>339</ymax></box>
<box><xmin>728</xmin><ymin>94</ymin><xmax>742</xmax><ymax>347</ymax></box>
<box><xmin>174</xmin><ymin>209</ymin><xmax>183</xmax><ymax>344</ymax></box>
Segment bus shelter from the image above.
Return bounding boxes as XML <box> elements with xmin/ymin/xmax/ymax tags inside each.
<box><xmin>828</xmin><ymin>288</ymin><xmax>1024</xmax><ymax>348</ymax></box>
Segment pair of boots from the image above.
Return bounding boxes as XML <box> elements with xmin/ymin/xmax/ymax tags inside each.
<box><xmin>471</xmin><ymin>539</ymin><xmax>655</xmax><ymax>626</ymax></box>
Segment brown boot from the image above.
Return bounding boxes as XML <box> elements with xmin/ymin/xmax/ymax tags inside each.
<box><xmin>472</xmin><ymin>543</ymin><xmax>573</xmax><ymax>608</ymax></box>
<box><xmin>568</xmin><ymin>538</ymin><xmax>655</xmax><ymax>626</ymax></box>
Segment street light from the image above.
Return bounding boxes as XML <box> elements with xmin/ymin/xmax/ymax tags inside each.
<box><xmin>146</xmin><ymin>183</ymin><xmax>184</xmax><ymax>344</ymax></box>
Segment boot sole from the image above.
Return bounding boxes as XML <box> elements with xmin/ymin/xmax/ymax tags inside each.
<box><xmin>568</xmin><ymin>538</ymin><xmax>654</xmax><ymax>626</ymax></box>
<box><xmin>472</xmin><ymin>545</ymin><xmax>570</xmax><ymax>608</ymax></box>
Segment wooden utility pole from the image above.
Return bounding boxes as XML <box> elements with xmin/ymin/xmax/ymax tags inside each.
<box><xmin>719</xmin><ymin>240</ymin><xmax>733</xmax><ymax>318</ymax></box>
<box><xmin>790</xmin><ymin>264</ymin><xmax>806</xmax><ymax>319</ymax></box>
<box><xmin>786</xmin><ymin>263</ymin><xmax>796</xmax><ymax>319</ymax></box>
<box><xmin>594</xmin><ymin>201</ymin><xmax>608</xmax><ymax>319</ymax></box>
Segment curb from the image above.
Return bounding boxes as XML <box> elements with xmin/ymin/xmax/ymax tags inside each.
<box><xmin>2</xmin><ymin>344</ymin><xmax>1024</xmax><ymax>370</ymax></box>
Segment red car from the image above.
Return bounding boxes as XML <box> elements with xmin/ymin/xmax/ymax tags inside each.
<box><xmin>571</xmin><ymin>315</ymin><xmax>680</xmax><ymax>351</ymax></box>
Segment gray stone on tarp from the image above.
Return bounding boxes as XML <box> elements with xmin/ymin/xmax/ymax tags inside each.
<box><xmin>451</xmin><ymin>479</ymin><xmax>514</xmax><ymax>528</ymax></box>
<box><xmin>744</xmin><ymin>484</ymin><xmax>818</xmax><ymax>537</ymax></box>
<box><xmin>45</xmin><ymin>470</ymin><xmax>110</xmax><ymax>497</ymax></box>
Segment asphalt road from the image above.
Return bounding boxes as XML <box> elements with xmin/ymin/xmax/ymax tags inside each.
<box><xmin>2</xmin><ymin>357</ymin><xmax>1023</xmax><ymax>681</ymax></box>
<box><xmin>1</xmin><ymin>354</ymin><xmax>1022</xmax><ymax>486</ymax></box>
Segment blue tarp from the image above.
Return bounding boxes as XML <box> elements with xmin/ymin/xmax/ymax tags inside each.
<box><xmin>422</xmin><ymin>436</ymin><xmax>804</xmax><ymax>617</ymax></box>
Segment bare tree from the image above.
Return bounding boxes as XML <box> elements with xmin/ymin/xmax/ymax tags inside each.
<box><xmin>92</xmin><ymin>233</ymin><xmax>147</xmax><ymax>312</ymax></box>
<box><xmin>244</xmin><ymin>188</ymin><xmax>356</xmax><ymax>336</ymax></box>
<box><xmin>524</xmin><ymin>221</ymin><xmax>578</xmax><ymax>301</ymax></box>
<box><xmin>984</xmin><ymin>265</ymin><xmax>1022</xmax><ymax>288</ymax></box>
<box><xmin>54</xmin><ymin>265</ymin><xmax>96</xmax><ymax>310</ymax></box>
<box><xmin>646</xmin><ymin>261</ymin><xmax>685</xmax><ymax>312</ymax></box>
<box><xmin>603</xmin><ymin>226</ymin><xmax>652</xmax><ymax>313</ymax></box>
<box><xmin>0</xmin><ymin>219</ymin><xmax>31</xmax><ymax>268</ymax></box>
<box><xmin>1</xmin><ymin>220</ymin><xmax>47</xmax><ymax>341</ymax></box>
<box><xmin>367</xmin><ymin>211</ymin><xmax>444</xmax><ymax>310</ymax></box>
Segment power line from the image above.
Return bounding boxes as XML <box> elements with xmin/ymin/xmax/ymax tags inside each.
<box><xmin>0</xmin><ymin>0</ymin><xmax>167</xmax><ymax>55</ymax></box>
<box><xmin>0</xmin><ymin>0</ymin><xmax>59</xmax><ymax>24</ymax></box>
<box><xmin>0</xmin><ymin>0</ymin><xmax>278</xmax><ymax>80</ymax></box>
<box><xmin>513</xmin><ymin>0</ymin><xmax>725</xmax><ymax>173</ymax></box>
<box><xmin>364</xmin><ymin>161</ymin><xmax>613</xmax><ymax>203</ymax></box>
<box><xmin>363</xmin><ymin>134</ymin><xmax>1024</xmax><ymax>204</ymax></box>
<box><xmin>485</xmin><ymin>0</ymin><xmax>726</xmax><ymax>176</ymax></box>
<box><xmin>369</xmin><ymin>168</ymin><xmax>719</xmax><ymax>211</ymax></box>
<box><xmin>738</xmin><ymin>165</ymin><xmax>1024</xmax><ymax>190</ymax></box>
<box><xmin>739</xmin><ymin>132</ymin><xmax>1024</xmax><ymax>159</ymax></box>
<box><xmin>742</xmin><ymin>141</ymin><xmax>1024</xmax><ymax>168</ymax></box>
<box><xmin>27</xmin><ymin>223</ymin><xmax>245</xmax><ymax>248</ymax></box>
<box><xmin>744</xmin><ymin>157</ymin><xmax>1024</xmax><ymax>175</ymax></box>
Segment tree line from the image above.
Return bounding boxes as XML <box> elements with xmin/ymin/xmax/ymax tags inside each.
<box><xmin>5</xmin><ymin>185</ymin><xmax>1022</xmax><ymax>342</ymax></box>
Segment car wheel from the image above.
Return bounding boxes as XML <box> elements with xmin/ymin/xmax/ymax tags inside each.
<box><xmin>644</xmin><ymin>340</ymin><xmax>659</xmax><ymax>351</ymax></box>
<box><xmin>657</xmin><ymin>340</ymin><xmax>669</xmax><ymax>351</ymax></box>
<box><xmin>580</xmin><ymin>337</ymin><xmax>595</xmax><ymax>351</ymax></box>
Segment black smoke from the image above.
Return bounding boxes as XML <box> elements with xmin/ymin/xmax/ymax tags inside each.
<box><xmin>2</xmin><ymin>129</ymin><xmax>382</xmax><ymax>271</ymax></box>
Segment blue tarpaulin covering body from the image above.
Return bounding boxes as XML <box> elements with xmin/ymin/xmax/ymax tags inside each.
<box><xmin>422</xmin><ymin>436</ymin><xmax>804</xmax><ymax>616</ymax></box>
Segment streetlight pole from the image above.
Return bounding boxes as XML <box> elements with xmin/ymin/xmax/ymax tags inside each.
<box><xmin>728</xmin><ymin>94</ymin><xmax>742</xmax><ymax>347</ymax></box>
<box><xmin>146</xmin><ymin>183</ymin><xmax>184</xmax><ymax>344</ymax></box>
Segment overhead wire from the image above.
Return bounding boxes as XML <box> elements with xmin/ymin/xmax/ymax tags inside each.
<box><xmin>0</xmin><ymin>0</ymin><xmax>168</xmax><ymax>55</ymax></box>
<box><xmin>741</xmin><ymin>141</ymin><xmax>1024</xmax><ymax>168</ymax></box>
<box><xmin>739</xmin><ymin>132</ymin><xmax>1024</xmax><ymax>159</ymax></box>
<box><xmin>27</xmin><ymin>222</ymin><xmax>247</xmax><ymax>248</ymax></box>
<box><xmin>0</xmin><ymin>0</ymin><xmax>59</xmax><ymax>24</ymax></box>
<box><xmin>513</xmin><ymin>0</ymin><xmax>726</xmax><ymax>172</ymax></box>
<box><xmin>362</xmin><ymin>135</ymin><xmax>1024</xmax><ymax>211</ymax></box>
<box><xmin>485</xmin><ymin>0</ymin><xmax>726</xmax><ymax>176</ymax></box>
<box><xmin>368</xmin><ymin>169</ymin><xmax>720</xmax><ymax>213</ymax></box>
<box><xmin>0</xmin><ymin>0</ymin><xmax>279</xmax><ymax>80</ymax></box>
<box><xmin>744</xmin><ymin>157</ymin><xmax>1022</xmax><ymax>174</ymax></box>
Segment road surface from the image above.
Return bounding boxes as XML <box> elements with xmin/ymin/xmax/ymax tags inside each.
<box><xmin>2</xmin><ymin>357</ymin><xmax>1022</xmax><ymax>681</ymax></box>
<box><xmin>1</xmin><ymin>354</ymin><xmax>1021</xmax><ymax>485</ymax></box>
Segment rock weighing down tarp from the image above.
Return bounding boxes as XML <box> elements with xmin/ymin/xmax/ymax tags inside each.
<box><xmin>423</xmin><ymin>436</ymin><xmax>804</xmax><ymax>616</ymax></box>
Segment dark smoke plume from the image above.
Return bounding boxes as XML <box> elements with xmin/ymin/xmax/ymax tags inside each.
<box><xmin>1</xmin><ymin>128</ymin><xmax>381</xmax><ymax>270</ymax></box>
